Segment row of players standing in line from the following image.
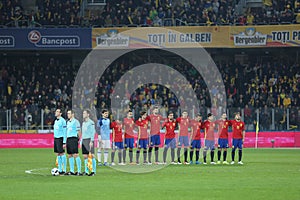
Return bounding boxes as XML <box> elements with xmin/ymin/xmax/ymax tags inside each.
<box><xmin>97</xmin><ymin>107</ymin><xmax>245</xmax><ymax>166</ymax></box>
<box><xmin>53</xmin><ymin>106</ymin><xmax>246</xmax><ymax>176</ymax></box>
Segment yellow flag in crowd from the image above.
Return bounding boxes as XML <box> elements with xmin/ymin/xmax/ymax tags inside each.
<box><xmin>263</xmin><ymin>0</ymin><xmax>272</xmax><ymax>6</ymax></box>
<box><xmin>256</xmin><ymin>121</ymin><xmax>259</xmax><ymax>135</ymax></box>
<box><xmin>127</xmin><ymin>15</ymin><xmax>133</xmax><ymax>24</ymax></box>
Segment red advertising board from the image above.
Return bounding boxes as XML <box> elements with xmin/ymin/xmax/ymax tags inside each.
<box><xmin>0</xmin><ymin>132</ymin><xmax>299</xmax><ymax>148</ymax></box>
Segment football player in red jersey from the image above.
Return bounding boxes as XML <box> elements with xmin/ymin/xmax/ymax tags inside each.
<box><xmin>135</xmin><ymin>111</ymin><xmax>149</xmax><ymax>165</ymax></box>
<box><xmin>176</xmin><ymin>111</ymin><xmax>190</xmax><ymax>164</ymax></box>
<box><xmin>201</xmin><ymin>113</ymin><xmax>216</xmax><ymax>164</ymax></box>
<box><xmin>162</xmin><ymin>111</ymin><xmax>177</xmax><ymax>164</ymax></box>
<box><xmin>189</xmin><ymin>113</ymin><xmax>202</xmax><ymax>164</ymax></box>
<box><xmin>123</xmin><ymin>110</ymin><xmax>135</xmax><ymax>164</ymax></box>
<box><xmin>146</xmin><ymin>106</ymin><xmax>163</xmax><ymax>164</ymax></box>
<box><xmin>215</xmin><ymin>113</ymin><xmax>230</xmax><ymax>164</ymax></box>
<box><xmin>110</xmin><ymin>118</ymin><xmax>125</xmax><ymax>166</ymax></box>
<box><xmin>230</xmin><ymin>112</ymin><xmax>245</xmax><ymax>165</ymax></box>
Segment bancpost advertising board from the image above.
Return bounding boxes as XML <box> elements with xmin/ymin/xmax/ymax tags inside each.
<box><xmin>92</xmin><ymin>25</ymin><xmax>300</xmax><ymax>48</ymax></box>
<box><xmin>0</xmin><ymin>28</ymin><xmax>91</xmax><ymax>49</ymax></box>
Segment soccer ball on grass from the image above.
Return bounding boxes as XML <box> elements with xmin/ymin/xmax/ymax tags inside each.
<box><xmin>51</xmin><ymin>168</ymin><xmax>59</xmax><ymax>176</ymax></box>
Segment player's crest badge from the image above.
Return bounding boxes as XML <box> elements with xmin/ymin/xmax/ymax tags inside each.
<box><xmin>240</xmin><ymin>123</ymin><xmax>242</xmax><ymax>126</ymax></box>
<box><xmin>245</xmin><ymin>27</ymin><xmax>255</xmax><ymax>36</ymax></box>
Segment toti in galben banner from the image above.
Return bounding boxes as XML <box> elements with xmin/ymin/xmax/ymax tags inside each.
<box><xmin>92</xmin><ymin>25</ymin><xmax>300</xmax><ymax>49</ymax></box>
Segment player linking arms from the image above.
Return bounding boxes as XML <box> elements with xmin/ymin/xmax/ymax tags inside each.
<box><xmin>230</xmin><ymin>112</ymin><xmax>245</xmax><ymax>165</ymax></box>
<box><xmin>53</xmin><ymin>108</ymin><xmax>67</xmax><ymax>175</ymax></box>
<box><xmin>123</xmin><ymin>110</ymin><xmax>135</xmax><ymax>164</ymax></box>
<box><xmin>189</xmin><ymin>114</ymin><xmax>202</xmax><ymax>165</ymax></box>
<box><xmin>66</xmin><ymin>110</ymin><xmax>82</xmax><ymax>175</ymax></box>
<box><xmin>81</xmin><ymin>109</ymin><xmax>97</xmax><ymax>176</ymax></box>
<box><xmin>135</xmin><ymin>111</ymin><xmax>149</xmax><ymax>165</ymax></box>
<box><xmin>202</xmin><ymin>113</ymin><xmax>216</xmax><ymax>165</ymax></box>
<box><xmin>146</xmin><ymin>106</ymin><xmax>163</xmax><ymax>164</ymax></box>
<box><xmin>110</xmin><ymin>118</ymin><xmax>126</xmax><ymax>166</ymax></box>
<box><xmin>162</xmin><ymin>112</ymin><xmax>177</xmax><ymax>164</ymax></box>
<box><xmin>176</xmin><ymin>111</ymin><xmax>190</xmax><ymax>165</ymax></box>
<box><xmin>215</xmin><ymin>113</ymin><xmax>230</xmax><ymax>164</ymax></box>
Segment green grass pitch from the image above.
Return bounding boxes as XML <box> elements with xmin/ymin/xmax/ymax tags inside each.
<box><xmin>0</xmin><ymin>148</ymin><xmax>299</xmax><ymax>200</ymax></box>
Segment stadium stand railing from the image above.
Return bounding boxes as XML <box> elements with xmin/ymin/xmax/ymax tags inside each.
<box><xmin>87</xmin><ymin>0</ymin><xmax>106</xmax><ymax>5</ymax></box>
<box><xmin>0</xmin><ymin>107</ymin><xmax>298</xmax><ymax>132</ymax></box>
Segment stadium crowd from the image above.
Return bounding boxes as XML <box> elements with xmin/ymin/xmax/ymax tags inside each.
<box><xmin>92</xmin><ymin>52</ymin><xmax>300</xmax><ymax>131</ymax></box>
<box><xmin>96</xmin><ymin>0</ymin><xmax>300</xmax><ymax>27</ymax></box>
<box><xmin>0</xmin><ymin>52</ymin><xmax>299</xmax><ymax>131</ymax></box>
<box><xmin>0</xmin><ymin>0</ymin><xmax>82</xmax><ymax>27</ymax></box>
<box><xmin>0</xmin><ymin>56</ymin><xmax>76</xmax><ymax>129</ymax></box>
<box><xmin>0</xmin><ymin>1</ymin><xmax>299</xmax><ymax>131</ymax></box>
<box><xmin>0</xmin><ymin>0</ymin><xmax>299</xmax><ymax>27</ymax></box>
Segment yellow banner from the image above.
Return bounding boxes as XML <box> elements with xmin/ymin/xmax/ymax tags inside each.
<box><xmin>230</xmin><ymin>25</ymin><xmax>300</xmax><ymax>47</ymax></box>
<box><xmin>92</xmin><ymin>26</ymin><xmax>230</xmax><ymax>49</ymax></box>
<box><xmin>92</xmin><ymin>25</ymin><xmax>300</xmax><ymax>48</ymax></box>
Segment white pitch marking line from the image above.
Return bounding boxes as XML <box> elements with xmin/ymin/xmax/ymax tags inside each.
<box><xmin>25</xmin><ymin>168</ymin><xmax>50</xmax><ymax>176</ymax></box>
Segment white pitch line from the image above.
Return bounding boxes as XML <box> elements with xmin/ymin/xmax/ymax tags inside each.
<box><xmin>25</xmin><ymin>168</ymin><xmax>50</xmax><ymax>176</ymax></box>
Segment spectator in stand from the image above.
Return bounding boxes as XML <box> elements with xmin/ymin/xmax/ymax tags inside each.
<box><xmin>283</xmin><ymin>94</ymin><xmax>292</xmax><ymax>108</ymax></box>
<box><xmin>246</xmin><ymin>12</ymin><xmax>255</xmax><ymax>25</ymax></box>
<box><xmin>260</xmin><ymin>105</ymin><xmax>271</xmax><ymax>130</ymax></box>
<box><xmin>227</xmin><ymin>83</ymin><xmax>237</xmax><ymax>101</ymax></box>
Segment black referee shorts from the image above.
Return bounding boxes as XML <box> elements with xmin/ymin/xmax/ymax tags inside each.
<box><xmin>82</xmin><ymin>139</ymin><xmax>95</xmax><ymax>155</ymax></box>
<box><xmin>54</xmin><ymin>137</ymin><xmax>64</xmax><ymax>153</ymax></box>
<box><xmin>67</xmin><ymin>137</ymin><xmax>78</xmax><ymax>154</ymax></box>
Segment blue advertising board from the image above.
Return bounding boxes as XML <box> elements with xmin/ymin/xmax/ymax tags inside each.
<box><xmin>0</xmin><ymin>28</ymin><xmax>91</xmax><ymax>49</ymax></box>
